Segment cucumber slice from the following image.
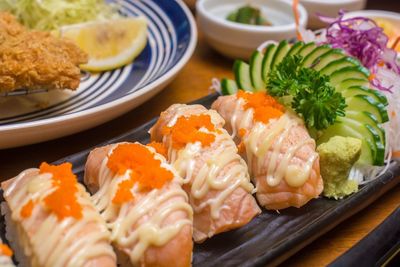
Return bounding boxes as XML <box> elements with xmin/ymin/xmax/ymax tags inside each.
<box><xmin>342</xmin><ymin>86</ymin><xmax>388</xmax><ymax>106</ymax></box>
<box><xmin>287</xmin><ymin>41</ymin><xmax>304</xmax><ymax>57</ymax></box>
<box><xmin>346</xmin><ymin>95</ymin><xmax>389</xmax><ymax>123</ymax></box>
<box><xmin>313</xmin><ymin>49</ymin><xmax>346</xmax><ymax>71</ymax></box>
<box><xmin>366</xmin><ymin>124</ymin><xmax>386</xmax><ymax>165</ymax></box>
<box><xmin>346</xmin><ymin>110</ymin><xmax>386</xmax><ymax>145</ymax></box>
<box><xmin>337</xmin><ymin>78</ymin><xmax>369</xmax><ymax>91</ymax></box>
<box><xmin>363</xmin><ymin>88</ymin><xmax>388</xmax><ymax>106</ymax></box>
<box><xmin>261</xmin><ymin>44</ymin><xmax>277</xmax><ymax>82</ymax></box>
<box><xmin>318</xmin><ymin>121</ymin><xmax>374</xmax><ymax>165</ymax></box>
<box><xmin>296</xmin><ymin>42</ymin><xmax>317</xmax><ymax>58</ymax></box>
<box><xmin>330</xmin><ymin>66</ymin><xmax>370</xmax><ymax>86</ymax></box>
<box><xmin>234</xmin><ymin>60</ymin><xmax>254</xmax><ymax>92</ymax></box>
<box><xmin>250</xmin><ymin>51</ymin><xmax>265</xmax><ymax>91</ymax></box>
<box><xmin>270</xmin><ymin>40</ymin><xmax>290</xmax><ymax>70</ymax></box>
<box><xmin>221</xmin><ymin>78</ymin><xmax>238</xmax><ymax>95</ymax></box>
<box><xmin>320</xmin><ymin>57</ymin><xmax>361</xmax><ymax>76</ymax></box>
<box><xmin>301</xmin><ymin>44</ymin><xmax>331</xmax><ymax>68</ymax></box>
<box><xmin>341</xmin><ymin>117</ymin><xmax>385</xmax><ymax>165</ymax></box>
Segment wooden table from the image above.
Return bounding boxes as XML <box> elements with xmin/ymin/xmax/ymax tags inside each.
<box><xmin>1</xmin><ymin>1</ymin><xmax>400</xmax><ymax>266</ymax></box>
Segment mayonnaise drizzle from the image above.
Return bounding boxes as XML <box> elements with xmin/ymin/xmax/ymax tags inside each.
<box><xmin>230</xmin><ymin>97</ymin><xmax>318</xmax><ymax>188</ymax></box>
<box><xmin>3</xmin><ymin>169</ymin><xmax>115</xmax><ymax>267</ymax></box>
<box><xmin>91</xmin><ymin>145</ymin><xmax>193</xmax><ymax>264</ymax></box>
<box><xmin>164</xmin><ymin>105</ymin><xmax>255</xmax><ymax>220</ymax></box>
<box><xmin>230</xmin><ymin>98</ymin><xmax>253</xmax><ymax>139</ymax></box>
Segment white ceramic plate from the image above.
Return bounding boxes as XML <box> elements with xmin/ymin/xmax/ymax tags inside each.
<box><xmin>0</xmin><ymin>0</ymin><xmax>197</xmax><ymax>149</ymax></box>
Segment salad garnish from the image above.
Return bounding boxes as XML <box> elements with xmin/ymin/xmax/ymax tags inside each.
<box><xmin>320</xmin><ymin>11</ymin><xmax>400</xmax><ymax>92</ymax></box>
<box><xmin>267</xmin><ymin>55</ymin><xmax>347</xmax><ymax>130</ymax></box>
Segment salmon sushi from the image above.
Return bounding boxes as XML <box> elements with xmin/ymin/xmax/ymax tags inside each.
<box><xmin>1</xmin><ymin>162</ymin><xmax>117</xmax><ymax>267</ymax></box>
<box><xmin>84</xmin><ymin>142</ymin><xmax>193</xmax><ymax>267</ymax></box>
<box><xmin>150</xmin><ymin>104</ymin><xmax>261</xmax><ymax>243</ymax></box>
<box><xmin>212</xmin><ymin>91</ymin><xmax>323</xmax><ymax>210</ymax></box>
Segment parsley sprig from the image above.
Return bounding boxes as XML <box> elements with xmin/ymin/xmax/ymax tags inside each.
<box><xmin>267</xmin><ymin>55</ymin><xmax>347</xmax><ymax>130</ymax></box>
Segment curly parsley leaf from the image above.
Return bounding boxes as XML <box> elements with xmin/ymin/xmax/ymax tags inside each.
<box><xmin>267</xmin><ymin>55</ymin><xmax>303</xmax><ymax>96</ymax></box>
<box><xmin>266</xmin><ymin>55</ymin><xmax>347</xmax><ymax>130</ymax></box>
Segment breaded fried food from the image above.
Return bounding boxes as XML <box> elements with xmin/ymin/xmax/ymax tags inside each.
<box><xmin>0</xmin><ymin>12</ymin><xmax>88</xmax><ymax>93</ymax></box>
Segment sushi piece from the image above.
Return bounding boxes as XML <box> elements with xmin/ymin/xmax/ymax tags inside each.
<box><xmin>0</xmin><ymin>239</ymin><xmax>14</xmax><ymax>267</ymax></box>
<box><xmin>211</xmin><ymin>91</ymin><xmax>323</xmax><ymax>210</ymax></box>
<box><xmin>150</xmin><ymin>104</ymin><xmax>261</xmax><ymax>243</ymax></box>
<box><xmin>1</xmin><ymin>162</ymin><xmax>117</xmax><ymax>267</ymax></box>
<box><xmin>84</xmin><ymin>142</ymin><xmax>193</xmax><ymax>267</ymax></box>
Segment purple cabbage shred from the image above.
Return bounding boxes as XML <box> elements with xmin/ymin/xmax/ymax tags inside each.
<box><xmin>321</xmin><ymin>11</ymin><xmax>400</xmax><ymax>92</ymax></box>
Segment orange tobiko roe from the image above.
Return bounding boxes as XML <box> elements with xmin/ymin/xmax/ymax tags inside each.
<box><xmin>237</xmin><ymin>128</ymin><xmax>248</xmax><ymax>153</ymax></box>
<box><xmin>39</xmin><ymin>162</ymin><xmax>83</xmax><ymax>220</ymax></box>
<box><xmin>20</xmin><ymin>199</ymin><xmax>34</xmax><ymax>218</ymax></box>
<box><xmin>107</xmin><ymin>143</ymin><xmax>174</xmax><ymax>204</ymax></box>
<box><xmin>0</xmin><ymin>244</ymin><xmax>12</xmax><ymax>257</ymax></box>
<box><xmin>162</xmin><ymin>114</ymin><xmax>216</xmax><ymax>149</ymax></box>
<box><xmin>147</xmin><ymin>141</ymin><xmax>168</xmax><ymax>158</ymax></box>
<box><xmin>237</xmin><ymin>91</ymin><xmax>284</xmax><ymax>123</ymax></box>
<box><xmin>238</xmin><ymin>128</ymin><xmax>247</xmax><ymax>137</ymax></box>
<box><xmin>113</xmin><ymin>179</ymin><xmax>135</xmax><ymax>205</ymax></box>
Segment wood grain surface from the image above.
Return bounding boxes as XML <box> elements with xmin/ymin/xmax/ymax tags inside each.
<box><xmin>0</xmin><ymin>0</ymin><xmax>399</xmax><ymax>266</ymax></box>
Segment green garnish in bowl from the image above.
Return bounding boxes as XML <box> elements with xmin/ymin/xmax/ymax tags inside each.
<box><xmin>227</xmin><ymin>5</ymin><xmax>271</xmax><ymax>26</ymax></box>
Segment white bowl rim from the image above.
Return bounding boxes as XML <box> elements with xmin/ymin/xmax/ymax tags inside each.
<box><xmin>0</xmin><ymin>0</ymin><xmax>198</xmax><ymax>132</ymax></box>
<box><xmin>300</xmin><ymin>0</ymin><xmax>365</xmax><ymax>5</ymax></box>
<box><xmin>343</xmin><ymin>9</ymin><xmax>400</xmax><ymax>21</ymax></box>
<box><xmin>196</xmin><ymin>0</ymin><xmax>308</xmax><ymax>32</ymax></box>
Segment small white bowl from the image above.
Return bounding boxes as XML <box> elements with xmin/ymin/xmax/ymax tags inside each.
<box><xmin>300</xmin><ymin>0</ymin><xmax>367</xmax><ymax>29</ymax></box>
<box><xmin>196</xmin><ymin>0</ymin><xmax>308</xmax><ymax>59</ymax></box>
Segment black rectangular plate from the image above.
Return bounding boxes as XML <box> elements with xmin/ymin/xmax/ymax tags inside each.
<box><xmin>2</xmin><ymin>93</ymin><xmax>400</xmax><ymax>267</ymax></box>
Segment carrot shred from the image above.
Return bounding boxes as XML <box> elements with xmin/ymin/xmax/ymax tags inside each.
<box><xmin>40</xmin><ymin>162</ymin><xmax>82</xmax><ymax>221</ymax></box>
<box><xmin>237</xmin><ymin>91</ymin><xmax>284</xmax><ymax>123</ymax></box>
<box><xmin>391</xmin><ymin>36</ymin><xmax>400</xmax><ymax>50</ymax></box>
<box><xmin>20</xmin><ymin>199</ymin><xmax>34</xmax><ymax>218</ymax></box>
<box><xmin>107</xmin><ymin>143</ymin><xmax>174</xmax><ymax>204</ymax></box>
<box><xmin>162</xmin><ymin>114</ymin><xmax>216</xmax><ymax>149</ymax></box>
<box><xmin>292</xmin><ymin>0</ymin><xmax>302</xmax><ymax>41</ymax></box>
<box><xmin>0</xmin><ymin>244</ymin><xmax>12</xmax><ymax>257</ymax></box>
<box><xmin>392</xmin><ymin>151</ymin><xmax>400</xmax><ymax>158</ymax></box>
<box><xmin>369</xmin><ymin>73</ymin><xmax>376</xmax><ymax>81</ymax></box>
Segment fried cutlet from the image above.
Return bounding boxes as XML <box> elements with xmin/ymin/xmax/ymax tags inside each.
<box><xmin>0</xmin><ymin>12</ymin><xmax>88</xmax><ymax>93</ymax></box>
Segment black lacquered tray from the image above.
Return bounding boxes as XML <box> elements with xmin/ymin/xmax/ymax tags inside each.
<box><xmin>2</xmin><ymin>93</ymin><xmax>400</xmax><ymax>267</ymax></box>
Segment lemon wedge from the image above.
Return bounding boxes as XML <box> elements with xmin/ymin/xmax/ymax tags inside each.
<box><xmin>61</xmin><ymin>17</ymin><xmax>148</xmax><ymax>72</ymax></box>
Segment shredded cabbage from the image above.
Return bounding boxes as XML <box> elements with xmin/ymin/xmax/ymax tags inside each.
<box><xmin>319</xmin><ymin>11</ymin><xmax>400</xmax><ymax>93</ymax></box>
<box><xmin>0</xmin><ymin>0</ymin><xmax>120</xmax><ymax>31</ymax></box>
